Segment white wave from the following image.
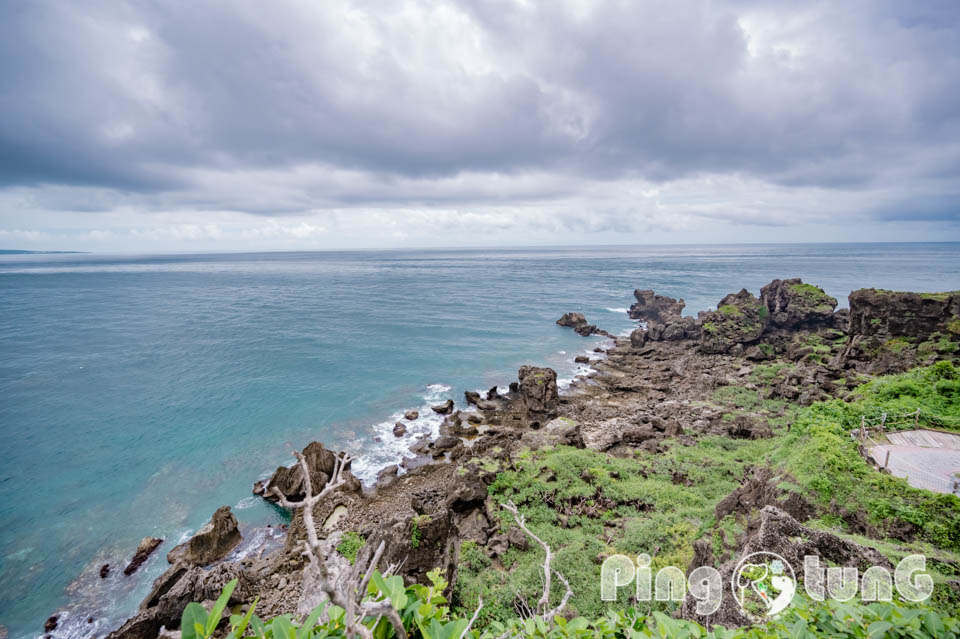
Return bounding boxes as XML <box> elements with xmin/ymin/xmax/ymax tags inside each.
<box><xmin>234</xmin><ymin>496</ymin><xmax>259</xmax><ymax>510</ymax></box>
<box><xmin>605</xmin><ymin>307</ymin><xmax>629</xmax><ymax>313</ymax></box>
<box><xmin>350</xmin><ymin>389</ymin><xmax>451</xmax><ymax>484</ymax></box>
<box><xmin>558</xmin><ymin>350</ymin><xmax>566</xmax><ymax>355</ymax></box>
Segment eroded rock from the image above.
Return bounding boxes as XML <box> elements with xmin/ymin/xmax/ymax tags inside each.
<box><xmin>124</xmin><ymin>537</ymin><xmax>163</xmax><ymax>576</ymax></box>
<box><xmin>166</xmin><ymin>506</ymin><xmax>241</xmax><ymax>567</ymax></box>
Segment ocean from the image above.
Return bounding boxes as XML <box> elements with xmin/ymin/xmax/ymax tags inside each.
<box><xmin>1</xmin><ymin>243</ymin><xmax>959</xmax><ymax>638</ymax></box>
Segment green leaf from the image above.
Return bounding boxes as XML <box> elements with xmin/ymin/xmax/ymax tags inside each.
<box><xmin>867</xmin><ymin>620</ymin><xmax>893</xmax><ymax>638</ymax></box>
<box><xmin>233</xmin><ymin>599</ymin><xmax>259</xmax><ymax>639</ymax></box>
<box><xmin>249</xmin><ymin>614</ymin><xmax>266</xmax><ymax>639</ymax></box>
<box><xmin>297</xmin><ymin>603</ymin><xmax>326</xmax><ymax>639</ymax></box>
<box><xmin>182</xmin><ymin>602</ymin><xmax>209</xmax><ymax>639</ymax></box>
<box><xmin>206</xmin><ymin>579</ymin><xmax>239</xmax><ymax>636</ymax></box>
<box><xmin>271</xmin><ymin>615</ymin><xmax>295</xmax><ymax>639</ymax></box>
<box><xmin>924</xmin><ymin>612</ymin><xmax>945</xmax><ymax>637</ymax></box>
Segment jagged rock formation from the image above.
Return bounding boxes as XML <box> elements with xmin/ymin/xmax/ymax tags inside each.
<box><xmin>714</xmin><ymin>467</ymin><xmax>814</xmax><ymax>522</ymax></box>
<box><xmin>517</xmin><ymin>366</ymin><xmax>559</xmax><ymax>425</ymax></box>
<box><xmin>556</xmin><ymin>312</ymin><xmax>611</xmax><ymax>337</ymax></box>
<box><xmin>556</xmin><ymin>312</ymin><xmax>588</xmax><ymax>328</ymax></box>
<box><xmin>253</xmin><ymin>442</ymin><xmax>361</xmax><ymax>503</ymax></box>
<box><xmin>682</xmin><ymin>506</ymin><xmax>892</xmax><ymax>628</ymax></box>
<box><xmin>699</xmin><ymin>289</ymin><xmax>769</xmax><ymax>354</ymax></box>
<box><xmin>104</xmin><ymin>278</ymin><xmax>960</xmax><ymax>639</ymax></box>
<box><xmin>123</xmin><ymin>537</ymin><xmax>163</xmax><ymax>576</ymax></box>
<box><xmin>847</xmin><ymin>288</ymin><xmax>960</xmax><ymax>338</ymax></box>
<box><xmin>760</xmin><ymin>279</ymin><xmax>838</xmax><ymax>329</ymax></box>
<box><xmin>166</xmin><ymin>506</ymin><xmax>241</xmax><ymax>566</ymax></box>
<box><xmin>628</xmin><ymin>290</ymin><xmax>685</xmax><ymax>323</ymax></box>
<box><xmin>839</xmin><ymin>288</ymin><xmax>960</xmax><ymax>374</ymax></box>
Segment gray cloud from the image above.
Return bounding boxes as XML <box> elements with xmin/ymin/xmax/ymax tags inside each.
<box><xmin>0</xmin><ymin>0</ymin><xmax>958</xmax><ymax>247</ymax></box>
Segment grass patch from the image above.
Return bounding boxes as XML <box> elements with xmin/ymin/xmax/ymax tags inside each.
<box><xmin>335</xmin><ymin>531</ymin><xmax>365</xmax><ymax>564</ymax></box>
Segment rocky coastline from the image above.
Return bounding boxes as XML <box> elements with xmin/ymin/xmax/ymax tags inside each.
<box><xmin>90</xmin><ymin>280</ymin><xmax>960</xmax><ymax>638</ymax></box>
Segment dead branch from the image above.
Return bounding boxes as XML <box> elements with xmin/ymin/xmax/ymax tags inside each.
<box><xmin>460</xmin><ymin>597</ymin><xmax>483</xmax><ymax>639</ymax></box>
<box><xmin>497</xmin><ymin>500</ymin><xmax>573</xmax><ymax>637</ymax></box>
<box><xmin>272</xmin><ymin>451</ymin><xmax>408</xmax><ymax>639</ymax></box>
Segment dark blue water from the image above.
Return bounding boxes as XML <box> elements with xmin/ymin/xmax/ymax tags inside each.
<box><xmin>1</xmin><ymin>244</ymin><xmax>958</xmax><ymax>638</ymax></box>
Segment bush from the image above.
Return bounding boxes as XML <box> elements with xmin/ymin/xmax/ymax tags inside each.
<box><xmin>183</xmin><ymin>577</ymin><xmax>960</xmax><ymax>639</ymax></box>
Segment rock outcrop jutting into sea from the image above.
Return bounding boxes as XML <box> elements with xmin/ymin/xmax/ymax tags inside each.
<box><xmin>104</xmin><ymin>279</ymin><xmax>960</xmax><ymax>638</ymax></box>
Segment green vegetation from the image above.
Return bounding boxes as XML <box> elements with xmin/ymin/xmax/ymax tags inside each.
<box><xmin>772</xmin><ymin>362</ymin><xmax>960</xmax><ymax>552</ymax></box>
<box><xmin>719</xmin><ymin>304</ymin><xmax>743</xmax><ymax>317</ymax></box>
<box><xmin>885</xmin><ymin>337</ymin><xmax>913</xmax><ymax>353</ymax></box>
<box><xmin>336</xmin><ymin>532</ymin><xmax>366</xmax><ymax>564</ymax></box>
<box><xmin>186</xmin><ymin>576</ymin><xmax>960</xmax><ymax>639</ymax></box>
<box><xmin>181</xmin><ymin>362</ymin><xmax>960</xmax><ymax>638</ymax></box>
<box><xmin>456</xmin><ymin>438</ymin><xmax>777</xmax><ymax>625</ymax></box>
<box><xmin>411</xmin><ymin>515</ymin><xmax>431</xmax><ymax>549</ymax></box>
<box><xmin>789</xmin><ymin>283</ymin><xmax>835</xmax><ymax>313</ymax></box>
<box><xmin>702</xmin><ymin>322</ymin><xmax>718</xmax><ymax>334</ymax></box>
<box><xmin>750</xmin><ymin>362</ymin><xmax>791</xmax><ymax>384</ymax></box>
<box><xmin>918</xmin><ymin>332</ymin><xmax>959</xmax><ymax>358</ymax></box>
<box><xmin>947</xmin><ymin>318</ymin><xmax>960</xmax><ymax>336</ymax></box>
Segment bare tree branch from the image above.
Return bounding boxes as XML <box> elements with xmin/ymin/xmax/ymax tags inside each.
<box><xmin>496</xmin><ymin>500</ymin><xmax>573</xmax><ymax>638</ymax></box>
<box><xmin>272</xmin><ymin>450</ymin><xmax>408</xmax><ymax>639</ymax></box>
<box><xmin>460</xmin><ymin>597</ymin><xmax>483</xmax><ymax>639</ymax></box>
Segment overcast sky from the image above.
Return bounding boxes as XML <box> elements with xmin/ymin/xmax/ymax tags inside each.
<box><xmin>1</xmin><ymin>0</ymin><xmax>958</xmax><ymax>251</ymax></box>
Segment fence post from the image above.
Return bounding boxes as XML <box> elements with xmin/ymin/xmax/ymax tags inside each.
<box><xmin>915</xmin><ymin>409</ymin><xmax>920</xmax><ymax>428</ymax></box>
<box><xmin>860</xmin><ymin>416</ymin><xmax>865</xmax><ymax>441</ymax></box>
<box><xmin>880</xmin><ymin>412</ymin><xmax>887</xmax><ymax>435</ymax></box>
<box><xmin>884</xmin><ymin>450</ymin><xmax>890</xmax><ymax>470</ymax></box>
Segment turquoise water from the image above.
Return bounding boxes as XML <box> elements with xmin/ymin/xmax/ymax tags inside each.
<box><xmin>1</xmin><ymin>244</ymin><xmax>959</xmax><ymax>638</ymax></box>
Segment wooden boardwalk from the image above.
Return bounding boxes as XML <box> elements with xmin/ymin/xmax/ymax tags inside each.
<box><xmin>868</xmin><ymin>430</ymin><xmax>960</xmax><ymax>495</ymax></box>
<box><xmin>887</xmin><ymin>429</ymin><xmax>960</xmax><ymax>450</ymax></box>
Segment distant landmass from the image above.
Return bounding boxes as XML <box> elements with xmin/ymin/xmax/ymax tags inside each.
<box><xmin>0</xmin><ymin>250</ymin><xmax>85</xmax><ymax>254</ymax></box>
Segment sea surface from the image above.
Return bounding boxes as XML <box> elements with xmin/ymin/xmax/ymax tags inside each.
<box><xmin>1</xmin><ymin>243</ymin><xmax>959</xmax><ymax>638</ymax></box>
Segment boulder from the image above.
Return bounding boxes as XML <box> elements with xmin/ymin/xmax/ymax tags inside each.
<box><xmin>464</xmin><ymin>391</ymin><xmax>482</xmax><ymax>406</ymax></box>
<box><xmin>123</xmin><ymin>537</ymin><xmax>163</xmax><ymax>576</ymax></box>
<box><xmin>628</xmin><ymin>290</ymin><xmax>685</xmax><ymax>323</ymax></box>
<box><xmin>574</xmin><ymin>323</ymin><xmax>600</xmax><ymax>336</ymax></box>
<box><xmin>726</xmin><ymin>414</ymin><xmax>773</xmax><ymax>439</ymax></box>
<box><xmin>579</xmin><ymin>417</ymin><xmax>629</xmax><ymax>451</ymax></box>
<box><xmin>166</xmin><ymin>506</ymin><xmax>241</xmax><ymax>567</ymax></box>
<box><xmin>574</xmin><ymin>355</ymin><xmax>590</xmax><ymax>364</ymax></box>
<box><xmin>630</xmin><ymin>328</ymin><xmax>647</xmax><ymax>349</ymax></box>
<box><xmin>404</xmin><ymin>410</ymin><xmax>419</xmax><ymax>421</ymax></box>
<box><xmin>507</xmin><ymin>527</ymin><xmax>530</xmax><ymax>551</ymax></box>
<box><xmin>434</xmin><ymin>435</ymin><xmax>461</xmax><ymax>451</ymax></box>
<box><xmin>760</xmin><ymin>279</ymin><xmax>837</xmax><ymax>329</ymax></box>
<box><xmin>556</xmin><ymin>312</ymin><xmax>588</xmax><ymax>328</ymax></box>
<box><xmin>393</xmin><ymin>422</ymin><xmax>407</xmax><ymax>437</ymax></box>
<box><xmin>517</xmin><ymin>366</ymin><xmax>559</xmax><ymax>421</ymax></box>
<box><xmin>253</xmin><ymin>441</ymin><xmax>359</xmax><ymax>503</ymax></box>
<box><xmin>520</xmin><ymin>416</ymin><xmax>579</xmax><ymax>449</ymax></box>
<box><xmin>744</xmin><ymin>345</ymin><xmax>773</xmax><ymax>361</ymax></box>
<box><xmin>431</xmin><ymin>399</ymin><xmax>455</xmax><ymax>415</ymax></box>
<box><xmin>699</xmin><ymin>289</ymin><xmax>769</xmax><ymax>354</ymax></box>
<box><xmin>646</xmin><ymin>316</ymin><xmax>699</xmax><ymax>342</ymax></box>
<box><xmin>376</xmin><ymin>465</ymin><xmax>399</xmax><ymax>490</ymax></box>
<box><xmin>486</xmin><ymin>386</ymin><xmax>500</xmax><ymax>400</ymax></box>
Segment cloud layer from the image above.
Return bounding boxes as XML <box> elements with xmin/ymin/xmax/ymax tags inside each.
<box><xmin>1</xmin><ymin>0</ymin><xmax>958</xmax><ymax>249</ymax></box>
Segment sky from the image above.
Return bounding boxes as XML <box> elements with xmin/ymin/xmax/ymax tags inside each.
<box><xmin>1</xmin><ymin>0</ymin><xmax>959</xmax><ymax>251</ymax></box>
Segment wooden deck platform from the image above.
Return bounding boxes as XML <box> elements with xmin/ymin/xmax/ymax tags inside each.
<box><xmin>886</xmin><ymin>429</ymin><xmax>960</xmax><ymax>450</ymax></box>
<box><xmin>869</xmin><ymin>430</ymin><xmax>960</xmax><ymax>495</ymax></box>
